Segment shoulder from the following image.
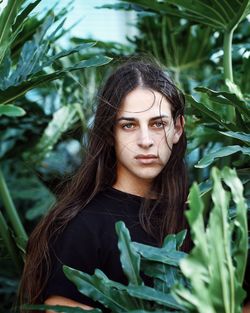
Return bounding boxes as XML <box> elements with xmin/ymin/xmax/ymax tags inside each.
<box><xmin>77</xmin><ymin>187</ymin><xmax>142</xmax><ymax>221</ymax></box>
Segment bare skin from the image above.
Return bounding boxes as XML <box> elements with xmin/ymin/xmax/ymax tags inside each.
<box><xmin>45</xmin><ymin>295</ymin><xmax>93</xmax><ymax>312</ymax></box>
<box><xmin>243</xmin><ymin>303</ymin><xmax>250</xmax><ymax>313</ymax></box>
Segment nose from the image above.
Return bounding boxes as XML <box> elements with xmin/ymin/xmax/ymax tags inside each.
<box><xmin>137</xmin><ymin>127</ymin><xmax>154</xmax><ymax>149</ymax></box>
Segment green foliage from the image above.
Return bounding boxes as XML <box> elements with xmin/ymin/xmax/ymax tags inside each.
<box><xmin>62</xmin><ymin>222</ymin><xmax>185</xmax><ymax>312</ymax></box>
<box><xmin>173</xmin><ymin>167</ymin><xmax>248</xmax><ymax>313</ymax></box>
<box><xmin>26</xmin><ymin>168</ymin><xmax>246</xmax><ymax>313</ymax></box>
<box><xmin>187</xmin><ymin>86</ymin><xmax>250</xmax><ymax>169</ymax></box>
<box><xmin>0</xmin><ymin>0</ymin><xmax>249</xmax><ymax>311</ymax></box>
<box><xmin>0</xmin><ymin>103</ymin><xmax>26</xmax><ymax>117</ymax></box>
<box><xmin>0</xmin><ymin>1</ymin><xmax>112</xmax><ymax>310</ymax></box>
<box><xmin>22</xmin><ymin>304</ymin><xmax>102</xmax><ymax>313</ymax></box>
<box><xmin>121</xmin><ymin>0</ymin><xmax>250</xmax><ymax>30</ymax></box>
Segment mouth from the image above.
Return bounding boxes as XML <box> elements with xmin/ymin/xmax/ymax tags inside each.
<box><xmin>135</xmin><ymin>154</ymin><xmax>158</xmax><ymax>164</ymax></box>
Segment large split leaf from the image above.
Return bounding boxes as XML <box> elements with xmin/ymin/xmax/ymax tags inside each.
<box><xmin>0</xmin><ymin>55</ymin><xmax>112</xmax><ymax>105</ymax></box>
<box><xmin>121</xmin><ymin>0</ymin><xmax>250</xmax><ymax>31</ymax></box>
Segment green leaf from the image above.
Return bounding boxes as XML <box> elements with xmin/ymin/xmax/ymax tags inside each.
<box><xmin>219</xmin><ymin>131</ymin><xmax>250</xmax><ymax>144</ymax></box>
<box><xmin>127</xmin><ymin>285</ymin><xmax>184</xmax><ymax>310</ymax></box>
<box><xmin>21</xmin><ymin>304</ymin><xmax>101</xmax><ymax>313</ymax></box>
<box><xmin>12</xmin><ymin>0</ymin><xmax>42</xmax><ymax>32</ymax></box>
<box><xmin>175</xmin><ymin>230</ymin><xmax>187</xmax><ymax>249</ymax></box>
<box><xmin>186</xmin><ymin>95</ymin><xmax>234</xmax><ymax>130</ymax></box>
<box><xmin>195</xmin><ymin>86</ymin><xmax>250</xmax><ymax>121</ymax></box>
<box><xmin>63</xmin><ymin>266</ymin><xmax>143</xmax><ymax>312</ymax></box>
<box><xmin>196</xmin><ymin>145</ymin><xmax>250</xmax><ymax>168</ymax></box>
<box><xmin>186</xmin><ymin>184</ymin><xmax>207</xmax><ymax>252</ymax></box>
<box><xmin>0</xmin><ymin>0</ymin><xmax>24</xmax><ymax>63</ymax></box>
<box><xmin>122</xmin><ymin>0</ymin><xmax>250</xmax><ymax>31</ymax></box>
<box><xmin>173</xmin><ymin>167</ymin><xmax>248</xmax><ymax>312</ymax></box>
<box><xmin>22</xmin><ymin>104</ymin><xmax>79</xmax><ymax>164</ymax></box>
<box><xmin>115</xmin><ymin>221</ymin><xmax>143</xmax><ymax>285</ymax></box>
<box><xmin>221</xmin><ymin>167</ymin><xmax>248</xmax><ymax>284</ymax></box>
<box><xmin>133</xmin><ymin>242</ymin><xmax>186</xmax><ymax>267</ymax></box>
<box><xmin>0</xmin><ymin>104</ymin><xmax>26</xmax><ymax>117</ymax></box>
<box><xmin>0</xmin><ymin>55</ymin><xmax>112</xmax><ymax>104</ymax></box>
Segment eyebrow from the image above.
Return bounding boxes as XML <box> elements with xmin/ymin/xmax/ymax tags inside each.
<box><xmin>116</xmin><ymin>115</ymin><xmax>170</xmax><ymax>122</ymax></box>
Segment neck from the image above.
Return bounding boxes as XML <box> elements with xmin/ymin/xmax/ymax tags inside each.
<box><xmin>112</xmin><ymin>179</ymin><xmax>152</xmax><ymax>197</ymax></box>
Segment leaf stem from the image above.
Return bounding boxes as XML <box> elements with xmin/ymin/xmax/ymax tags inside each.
<box><xmin>223</xmin><ymin>29</ymin><xmax>234</xmax><ymax>83</ymax></box>
<box><xmin>0</xmin><ymin>164</ymin><xmax>28</xmax><ymax>242</ymax></box>
<box><xmin>0</xmin><ymin>211</ymin><xmax>23</xmax><ymax>274</ymax></box>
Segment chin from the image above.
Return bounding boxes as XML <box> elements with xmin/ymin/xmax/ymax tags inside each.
<box><xmin>136</xmin><ymin>169</ymin><xmax>163</xmax><ymax>181</ymax></box>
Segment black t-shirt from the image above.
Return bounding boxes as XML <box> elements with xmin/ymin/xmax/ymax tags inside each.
<box><xmin>44</xmin><ymin>187</ymin><xmax>158</xmax><ymax>310</ymax></box>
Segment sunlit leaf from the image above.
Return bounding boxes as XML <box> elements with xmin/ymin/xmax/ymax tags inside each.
<box><xmin>219</xmin><ymin>130</ymin><xmax>250</xmax><ymax>143</ymax></box>
<box><xmin>0</xmin><ymin>0</ymin><xmax>24</xmax><ymax>63</ymax></box>
<box><xmin>116</xmin><ymin>221</ymin><xmax>143</xmax><ymax>285</ymax></box>
<box><xmin>196</xmin><ymin>145</ymin><xmax>250</xmax><ymax>168</ymax></box>
<box><xmin>0</xmin><ymin>104</ymin><xmax>25</xmax><ymax>117</ymax></box>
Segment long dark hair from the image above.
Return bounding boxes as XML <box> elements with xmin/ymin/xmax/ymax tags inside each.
<box><xmin>19</xmin><ymin>59</ymin><xmax>189</xmax><ymax>307</ymax></box>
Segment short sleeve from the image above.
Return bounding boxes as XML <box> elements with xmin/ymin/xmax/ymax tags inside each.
<box><xmin>44</xmin><ymin>212</ymin><xmax>103</xmax><ymax>308</ymax></box>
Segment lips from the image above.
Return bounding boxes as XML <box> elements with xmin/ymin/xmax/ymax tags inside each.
<box><xmin>135</xmin><ymin>154</ymin><xmax>158</xmax><ymax>159</ymax></box>
<box><xmin>135</xmin><ymin>154</ymin><xmax>158</xmax><ymax>164</ymax></box>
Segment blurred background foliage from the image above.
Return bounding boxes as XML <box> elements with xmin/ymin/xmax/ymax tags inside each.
<box><xmin>0</xmin><ymin>0</ymin><xmax>249</xmax><ymax>312</ymax></box>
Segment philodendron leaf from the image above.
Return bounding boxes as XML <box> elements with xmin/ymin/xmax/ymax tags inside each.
<box><xmin>22</xmin><ymin>304</ymin><xmax>101</xmax><ymax>313</ymax></box>
<box><xmin>63</xmin><ymin>266</ymin><xmax>144</xmax><ymax>312</ymax></box>
<box><xmin>219</xmin><ymin>131</ymin><xmax>250</xmax><ymax>144</ymax></box>
<box><xmin>173</xmin><ymin>167</ymin><xmax>248</xmax><ymax>313</ymax></box>
<box><xmin>12</xmin><ymin>0</ymin><xmax>42</xmax><ymax>32</ymax></box>
<box><xmin>186</xmin><ymin>95</ymin><xmax>235</xmax><ymax>129</ymax></box>
<box><xmin>121</xmin><ymin>0</ymin><xmax>250</xmax><ymax>30</ymax></box>
<box><xmin>0</xmin><ymin>55</ymin><xmax>112</xmax><ymax>104</ymax></box>
<box><xmin>195</xmin><ymin>86</ymin><xmax>250</xmax><ymax>121</ymax></box>
<box><xmin>127</xmin><ymin>284</ymin><xmax>184</xmax><ymax>311</ymax></box>
<box><xmin>132</xmin><ymin>242</ymin><xmax>186</xmax><ymax>267</ymax></box>
<box><xmin>115</xmin><ymin>221</ymin><xmax>143</xmax><ymax>285</ymax></box>
<box><xmin>22</xmin><ymin>104</ymin><xmax>79</xmax><ymax>164</ymax></box>
<box><xmin>0</xmin><ymin>0</ymin><xmax>24</xmax><ymax>63</ymax></box>
<box><xmin>195</xmin><ymin>145</ymin><xmax>250</xmax><ymax>168</ymax></box>
<box><xmin>0</xmin><ymin>104</ymin><xmax>26</xmax><ymax>117</ymax></box>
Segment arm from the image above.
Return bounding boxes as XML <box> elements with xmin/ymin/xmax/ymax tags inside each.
<box><xmin>243</xmin><ymin>303</ymin><xmax>250</xmax><ymax>313</ymax></box>
<box><xmin>45</xmin><ymin>295</ymin><xmax>94</xmax><ymax>312</ymax></box>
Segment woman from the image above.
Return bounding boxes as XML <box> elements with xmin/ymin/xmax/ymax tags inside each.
<box><xmin>20</xmin><ymin>59</ymin><xmax>189</xmax><ymax>311</ymax></box>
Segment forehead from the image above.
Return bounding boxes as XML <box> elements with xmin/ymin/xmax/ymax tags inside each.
<box><xmin>117</xmin><ymin>87</ymin><xmax>172</xmax><ymax>118</ymax></box>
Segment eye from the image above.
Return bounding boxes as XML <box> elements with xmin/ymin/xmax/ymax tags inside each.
<box><xmin>152</xmin><ymin>121</ymin><xmax>166</xmax><ymax>128</ymax></box>
<box><xmin>122</xmin><ymin>123</ymin><xmax>136</xmax><ymax>130</ymax></box>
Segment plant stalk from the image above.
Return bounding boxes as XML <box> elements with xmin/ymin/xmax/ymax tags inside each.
<box><xmin>223</xmin><ymin>27</ymin><xmax>236</xmax><ymax>134</ymax></box>
<box><xmin>223</xmin><ymin>29</ymin><xmax>234</xmax><ymax>83</ymax></box>
<box><xmin>0</xmin><ymin>164</ymin><xmax>27</xmax><ymax>241</ymax></box>
<box><xmin>0</xmin><ymin>211</ymin><xmax>23</xmax><ymax>274</ymax></box>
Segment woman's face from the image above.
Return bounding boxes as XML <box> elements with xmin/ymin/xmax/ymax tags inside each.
<box><xmin>113</xmin><ymin>86</ymin><xmax>183</xmax><ymax>196</ymax></box>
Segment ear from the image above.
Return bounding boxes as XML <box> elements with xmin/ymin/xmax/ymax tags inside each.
<box><xmin>173</xmin><ymin>115</ymin><xmax>184</xmax><ymax>144</ymax></box>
